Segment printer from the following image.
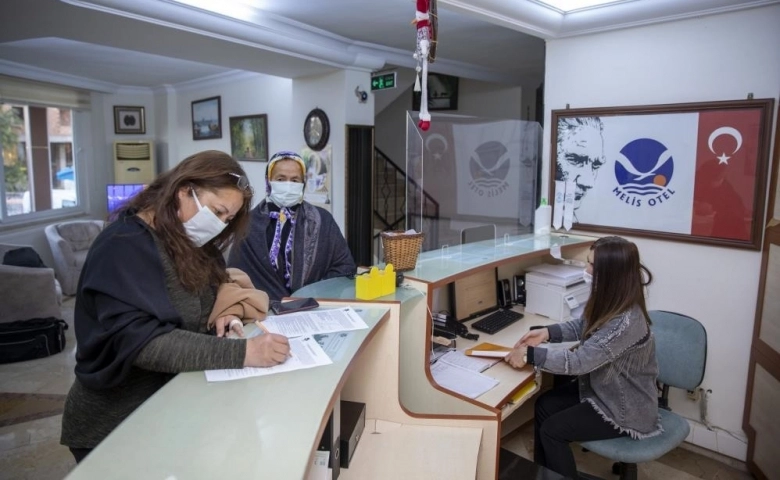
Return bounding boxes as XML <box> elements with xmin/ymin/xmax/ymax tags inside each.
<box><xmin>524</xmin><ymin>264</ymin><xmax>590</xmax><ymax>322</ymax></box>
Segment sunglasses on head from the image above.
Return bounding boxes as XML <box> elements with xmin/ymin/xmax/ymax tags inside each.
<box><xmin>228</xmin><ymin>172</ymin><xmax>254</xmax><ymax>195</ymax></box>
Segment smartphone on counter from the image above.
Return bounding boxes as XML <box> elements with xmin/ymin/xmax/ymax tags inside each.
<box><xmin>271</xmin><ymin>297</ymin><xmax>320</xmax><ymax>315</ymax></box>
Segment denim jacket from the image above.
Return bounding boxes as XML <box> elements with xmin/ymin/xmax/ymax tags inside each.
<box><xmin>533</xmin><ymin>305</ymin><xmax>662</xmax><ymax>439</ymax></box>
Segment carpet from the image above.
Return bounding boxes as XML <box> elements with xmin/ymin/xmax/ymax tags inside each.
<box><xmin>0</xmin><ymin>392</ymin><xmax>67</xmax><ymax>428</ymax></box>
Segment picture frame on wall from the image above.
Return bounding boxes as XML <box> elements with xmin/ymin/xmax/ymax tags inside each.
<box><xmin>191</xmin><ymin>96</ymin><xmax>222</xmax><ymax>140</ymax></box>
<box><xmin>229</xmin><ymin>114</ymin><xmax>269</xmax><ymax>162</ymax></box>
<box><xmin>549</xmin><ymin>98</ymin><xmax>775</xmax><ymax>250</ymax></box>
<box><xmin>113</xmin><ymin>106</ymin><xmax>145</xmax><ymax>134</ymax></box>
<box><xmin>412</xmin><ymin>73</ymin><xmax>459</xmax><ymax>111</ymax></box>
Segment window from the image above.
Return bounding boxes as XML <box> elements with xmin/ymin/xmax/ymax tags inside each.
<box><xmin>1</xmin><ymin>103</ymin><xmax>78</xmax><ymax>220</ymax></box>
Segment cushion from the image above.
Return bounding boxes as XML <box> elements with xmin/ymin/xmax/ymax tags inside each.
<box><xmin>579</xmin><ymin>409</ymin><xmax>690</xmax><ymax>464</ymax></box>
<box><xmin>57</xmin><ymin>222</ymin><xmax>102</xmax><ymax>251</ymax></box>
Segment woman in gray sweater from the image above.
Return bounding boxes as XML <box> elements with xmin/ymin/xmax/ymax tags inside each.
<box><xmin>61</xmin><ymin>151</ymin><xmax>290</xmax><ymax>463</ymax></box>
<box><xmin>506</xmin><ymin>236</ymin><xmax>660</xmax><ymax>479</ymax></box>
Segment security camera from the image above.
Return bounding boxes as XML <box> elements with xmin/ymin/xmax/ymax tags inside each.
<box><xmin>355</xmin><ymin>86</ymin><xmax>368</xmax><ymax>103</ymax></box>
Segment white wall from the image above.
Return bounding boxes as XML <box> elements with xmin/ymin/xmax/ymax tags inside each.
<box><xmin>543</xmin><ymin>5</ymin><xmax>780</xmax><ymax>459</ymax></box>
<box><xmin>292</xmin><ymin>69</ymin><xmax>374</xmax><ymax>231</ymax></box>
<box><xmin>171</xmin><ymin>74</ymin><xmax>295</xmax><ymax>197</ymax></box>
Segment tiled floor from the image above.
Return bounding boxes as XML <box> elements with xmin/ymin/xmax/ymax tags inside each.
<box><xmin>0</xmin><ymin>298</ymin><xmax>755</xmax><ymax>479</ymax></box>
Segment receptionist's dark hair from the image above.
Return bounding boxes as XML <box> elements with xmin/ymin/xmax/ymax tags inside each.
<box><xmin>119</xmin><ymin>150</ymin><xmax>253</xmax><ymax>292</ymax></box>
<box><xmin>582</xmin><ymin>236</ymin><xmax>652</xmax><ymax>337</ymax></box>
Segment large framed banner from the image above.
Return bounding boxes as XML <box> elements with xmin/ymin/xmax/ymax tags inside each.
<box><xmin>550</xmin><ymin>99</ymin><xmax>775</xmax><ymax>250</ymax></box>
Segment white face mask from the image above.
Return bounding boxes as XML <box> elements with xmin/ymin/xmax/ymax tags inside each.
<box><xmin>583</xmin><ymin>269</ymin><xmax>593</xmax><ymax>285</ymax></box>
<box><xmin>182</xmin><ymin>189</ymin><xmax>227</xmax><ymax>247</ymax></box>
<box><xmin>268</xmin><ymin>181</ymin><xmax>304</xmax><ymax>208</ymax></box>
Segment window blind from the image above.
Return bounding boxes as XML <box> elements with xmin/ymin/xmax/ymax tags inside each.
<box><xmin>0</xmin><ymin>75</ymin><xmax>91</xmax><ymax>110</ymax></box>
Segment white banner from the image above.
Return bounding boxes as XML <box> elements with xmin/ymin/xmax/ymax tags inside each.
<box><xmin>453</xmin><ymin>120</ymin><xmax>524</xmax><ymax>219</ymax></box>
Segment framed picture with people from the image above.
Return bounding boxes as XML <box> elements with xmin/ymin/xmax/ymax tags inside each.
<box><xmin>549</xmin><ymin>98</ymin><xmax>775</xmax><ymax>250</ymax></box>
<box><xmin>229</xmin><ymin>114</ymin><xmax>269</xmax><ymax>162</ymax></box>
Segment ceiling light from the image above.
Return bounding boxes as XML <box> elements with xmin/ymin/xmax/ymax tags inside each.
<box><xmin>532</xmin><ymin>0</ymin><xmax>632</xmax><ymax>14</ymax></box>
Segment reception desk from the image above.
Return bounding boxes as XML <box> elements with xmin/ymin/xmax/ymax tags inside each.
<box><xmin>65</xmin><ymin>233</ymin><xmax>594</xmax><ymax>480</ymax></box>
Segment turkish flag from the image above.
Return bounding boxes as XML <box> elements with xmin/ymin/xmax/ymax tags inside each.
<box><xmin>691</xmin><ymin>109</ymin><xmax>761</xmax><ymax>240</ymax></box>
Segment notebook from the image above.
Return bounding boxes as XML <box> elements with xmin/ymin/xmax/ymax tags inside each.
<box><xmin>464</xmin><ymin>342</ymin><xmax>513</xmax><ymax>358</ymax></box>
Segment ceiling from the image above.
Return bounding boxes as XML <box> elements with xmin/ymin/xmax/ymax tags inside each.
<box><xmin>0</xmin><ymin>0</ymin><xmax>776</xmax><ymax>91</ymax></box>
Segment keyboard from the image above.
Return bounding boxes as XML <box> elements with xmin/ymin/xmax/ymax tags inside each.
<box><xmin>470</xmin><ymin>309</ymin><xmax>524</xmax><ymax>335</ymax></box>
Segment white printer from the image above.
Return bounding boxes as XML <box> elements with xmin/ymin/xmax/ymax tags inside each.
<box><xmin>524</xmin><ymin>264</ymin><xmax>590</xmax><ymax>322</ymax></box>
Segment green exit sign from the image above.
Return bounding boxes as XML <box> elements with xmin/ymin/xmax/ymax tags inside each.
<box><xmin>371</xmin><ymin>72</ymin><xmax>397</xmax><ymax>91</ymax></box>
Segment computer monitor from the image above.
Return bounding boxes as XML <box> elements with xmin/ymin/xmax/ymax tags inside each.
<box><xmin>452</xmin><ymin>267</ymin><xmax>498</xmax><ymax>321</ymax></box>
<box><xmin>107</xmin><ymin>184</ymin><xmax>145</xmax><ymax>214</ymax></box>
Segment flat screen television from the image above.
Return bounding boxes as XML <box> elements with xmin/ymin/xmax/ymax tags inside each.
<box><xmin>107</xmin><ymin>184</ymin><xmax>145</xmax><ymax>214</ymax></box>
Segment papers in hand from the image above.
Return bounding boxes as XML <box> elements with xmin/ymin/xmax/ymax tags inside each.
<box><xmin>464</xmin><ymin>342</ymin><xmax>512</xmax><ymax>359</ymax></box>
<box><xmin>205</xmin><ymin>335</ymin><xmax>332</xmax><ymax>382</ymax></box>
<box><xmin>204</xmin><ymin>307</ymin><xmax>368</xmax><ymax>382</ymax></box>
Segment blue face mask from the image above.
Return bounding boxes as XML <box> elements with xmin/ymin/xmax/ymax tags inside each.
<box><xmin>182</xmin><ymin>189</ymin><xmax>227</xmax><ymax>247</ymax></box>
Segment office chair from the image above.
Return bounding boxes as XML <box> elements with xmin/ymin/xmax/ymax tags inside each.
<box><xmin>579</xmin><ymin>310</ymin><xmax>707</xmax><ymax>480</ymax></box>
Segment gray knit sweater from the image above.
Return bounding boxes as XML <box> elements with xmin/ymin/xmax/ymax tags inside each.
<box><xmin>61</xmin><ymin>230</ymin><xmax>245</xmax><ymax>449</ymax></box>
<box><xmin>533</xmin><ymin>305</ymin><xmax>662</xmax><ymax>439</ymax></box>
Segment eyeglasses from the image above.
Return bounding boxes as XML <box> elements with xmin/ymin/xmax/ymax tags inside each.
<box><xmin>229</xmin><ymin>173</ymin><xmax>254</xmax><ymax>195</ymax></box>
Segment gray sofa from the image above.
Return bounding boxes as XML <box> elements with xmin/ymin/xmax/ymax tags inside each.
<box><xmin>0</xmin><ymin>243</ymin><xmax>63</xmax><ymax>323</ymax></box>
<box><xmin>45</xmin><ymin>220</ymin><xmax>105</xmax><ymax>296</ymax></box>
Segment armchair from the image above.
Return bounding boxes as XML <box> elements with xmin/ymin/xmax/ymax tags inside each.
<box><xmin>45</xmin><ymin>220</ymin><xmax>105</xmax><ymax>296</ymax></box>
<box><xmin>0</xmin><ymin>243</ymin><xmax>63</xmax><ymax>323</ymax></box>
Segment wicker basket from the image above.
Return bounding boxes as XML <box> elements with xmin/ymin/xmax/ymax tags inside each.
<box><xmin>381</xmin><ymin>231</ymin><xmax>425</xmax><ymax>272</ymax></box>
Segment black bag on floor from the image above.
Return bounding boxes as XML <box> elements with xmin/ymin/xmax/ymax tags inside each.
<box><xmin>0</xmin><ymin>317</ymin><xmax>68</xmax><ymax>364</ymax></box>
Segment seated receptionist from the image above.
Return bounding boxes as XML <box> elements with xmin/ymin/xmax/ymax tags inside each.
<box><xmin>505</xmin><ymin>236</ymin><xmax>660</xmax><ymax>479</ymax></box>
<box><xmin>228</xmin><ymin>150</ymin><xmax>356</xmax><ymax>301</ymax></box>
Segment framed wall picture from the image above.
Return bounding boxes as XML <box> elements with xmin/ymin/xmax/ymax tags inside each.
<box><xmin>191</xmin><ymin>96</ymin><xmax>222</xmax><ymax>140</ymax></box>
<box><xmin>412</xmin><ymin>73</ymin><xmax>459</xmax><ymax>111</ymax></box>
<box><xmin>229</xmin><ymin>114</ymin><xmax>269</xmax><ymax>162</ymax></box>
<box><xmin>113</xmin><ymin>106</ymin><xmax>145</xmax><ymax>134</ymax></box>
<box><xmin>550</xmin><ymin>98</ymin><xmax>775</xmax><ymax>250</ymax></box>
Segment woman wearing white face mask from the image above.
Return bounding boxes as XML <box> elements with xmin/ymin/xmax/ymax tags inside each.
<box><xmin>61</xmin><ymin>151</ymin><xmax>291</xmax><ymax>464</ymax></box>
<box><xmin>228</xmin><ymin>151</ymin><xmax>356</xmax><ymax>301</ymax></box>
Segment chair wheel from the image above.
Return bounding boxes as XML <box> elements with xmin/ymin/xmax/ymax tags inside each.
<box><xmin>612</xmin><ymin>462</ymin><xmax>621</xmax><ymax>475</ymax></box>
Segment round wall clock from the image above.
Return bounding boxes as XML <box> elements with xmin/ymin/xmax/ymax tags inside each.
<box><xmin>303</xmin><ymin>108</ymin><xmax>330</xmax><ymax>151</ymax></box>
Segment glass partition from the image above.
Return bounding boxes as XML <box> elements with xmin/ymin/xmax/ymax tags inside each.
<box><xmin>405</xmin><ymin>112</ymin><xmax>542</xmax><ymax>252</ymax></box>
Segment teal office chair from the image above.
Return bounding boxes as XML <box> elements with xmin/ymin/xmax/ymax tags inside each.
<box><xmin>580</xmin><ymin>310</ymin><xmax>707</xmax><ymax>480</ymax></box>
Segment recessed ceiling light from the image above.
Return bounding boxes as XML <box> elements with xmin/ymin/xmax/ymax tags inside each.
<box><xmin>532</xmin><ymin>0</ymin><xmax>632</xmax><ymax>14</ymax></box>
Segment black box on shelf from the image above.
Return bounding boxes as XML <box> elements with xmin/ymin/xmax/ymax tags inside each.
<box><xmin>339</xmin><ymin>400</ymin><xmax>366</xmax><ymax>468</ymax></box>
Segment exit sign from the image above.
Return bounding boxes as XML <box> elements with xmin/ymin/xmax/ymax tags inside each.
<box><xmin>371</xmin><ymin>72</ymin><xmax>397</xmax><ymax>91</ymax></box>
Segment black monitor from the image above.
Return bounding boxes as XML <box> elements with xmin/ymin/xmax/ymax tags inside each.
<box><xmin>107</xmin><ymin>184</ymin><xmax>145</xmax><ymax>214</ymax></box>
<box><xmin>452</xmin><ymin>267</ymin><xmax>499</xmax><ymax>321</ymax></box>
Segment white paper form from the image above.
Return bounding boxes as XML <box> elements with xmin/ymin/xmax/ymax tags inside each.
<box><xmin>430</xmin><ymin>360</ymin><xmax>499</xmax><ymax>399</ymax></box>
<box><xmin>257</xmin><ymin>307</ymin><xmax>368</xmax><ymax>338</ymax></box>
<box><xmin>313</xmin><ymin>332</ymin><xmax>354</xmax><ymax>361</ymax></box>
<box><xmin>204</xmin><ymin>335</ymin><xmax>332</xmax><ymax>382</ymax></box>
<box><xmin>437</xmin><ymin>350</ymin><xmax>500</xmax><ymax>373</ymax></box>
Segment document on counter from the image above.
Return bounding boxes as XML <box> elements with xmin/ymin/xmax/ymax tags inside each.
<box><xmin>436</xmin><ymin>349</ymin><xmax>500</xmax><ymax>373</ymax></box>
<box><xmin>430</xmin><ymin>360</ymin><xmax>499</xmax><ymax>399</ymax></box>
<box><xmin>204</xmin><ymin>335</ymin><xmax>332</xmax><ymax>382</ymax></box>
<box><xmin>257</xmin><ymin>307</ymin><xmax>368</xmax><ymax>338</ymax></box>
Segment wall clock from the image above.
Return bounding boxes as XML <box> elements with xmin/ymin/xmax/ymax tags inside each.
<box><xmin>303</xmin><ymin>108</ymin><xmax>330</xmax><ymax>151</ymax></box>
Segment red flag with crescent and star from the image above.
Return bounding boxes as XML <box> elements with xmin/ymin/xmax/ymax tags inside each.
<box><xmin>691</xmin><ymin>109</ymin><xmax>762</xmax><ymax>240</ymax></box>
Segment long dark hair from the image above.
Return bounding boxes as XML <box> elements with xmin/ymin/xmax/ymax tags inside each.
<box><xmin>118</xmin><ymin>150</ymin><xmax>253</xmax><ymax>292</ymax></box>
<box><xmin>582</xmin><ymin>236</ymin><xmax>652</xmax><ymax>337</ymax></box>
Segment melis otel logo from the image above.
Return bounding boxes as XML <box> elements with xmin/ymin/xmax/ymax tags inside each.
<box><xmin>613</xmin><ymin>138</ymin><xmax>676</xmax><ymax>208</ymax></box>
<box><xmin>467</xmin><ymin>140</ymin><xmax>510</xmax><ymax>198</ymax></box>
